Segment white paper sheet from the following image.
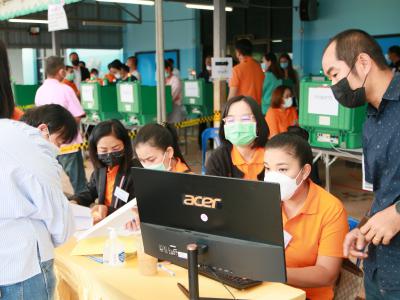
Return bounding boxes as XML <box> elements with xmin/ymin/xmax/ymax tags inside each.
<box><xmin>308</xmin><ymin>87</ymin><xmax>339</xmax><ymax>116</ymax></box>
<box><xmin>81</xmin><ymin>85</ymin><xmax>94</xmax><ymax>103</ymax></box>
<box><xmin>48</xmin><ymin>4</ymin><xmax>69</xmax><ymax>32</ymax></box>
<box><xmin>185</xmin><ymin>81</ymin><xmax>200</xmax><ymax>98</ymax></box>
<box><xmin>120</xmin><ymin>84</ymin><xmax>134</xmax><ymax>103</ymax></box>
<box><xmin>75</xmin><ymin>199</ymin><xmax>137</xmax><ymax>240</ymax></box>
<box><xmin>70</xmin><ymin>203</ymin><xmax>93</xmax><ymax>231</ymax></box>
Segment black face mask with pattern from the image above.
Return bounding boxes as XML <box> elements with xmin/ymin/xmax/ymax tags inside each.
<box><xmin>330</xmin><ymin>65</ymin><xmax>368</xmax><ymax>108</ymax></box>
<box><xmin>98</xmin><ymin>150</ymin><xmax>124</xmax><ymax>168</ymax></box>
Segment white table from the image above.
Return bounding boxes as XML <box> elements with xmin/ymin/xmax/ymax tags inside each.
<box><xmin>312</xmin><ymin>147</ymin><xmax>363</xmax><ymax>192</ymax></box>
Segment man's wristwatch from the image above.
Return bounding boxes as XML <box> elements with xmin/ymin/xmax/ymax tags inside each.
<box><xmin>395</xmin><ymin>201</ymin><xmax>400</xmax><ymax>215</ymax></box>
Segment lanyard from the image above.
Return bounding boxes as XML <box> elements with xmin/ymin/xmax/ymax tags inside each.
<box><xmin>114</xmin><ymin>175</ymin><xmax>125</xmax><ymax>209</ymax></box>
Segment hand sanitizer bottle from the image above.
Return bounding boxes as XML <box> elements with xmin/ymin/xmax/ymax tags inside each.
<box><xmin>103</xmin><ymin>228</ymin><xmax>125</xmax><ymax>266</ymax></box>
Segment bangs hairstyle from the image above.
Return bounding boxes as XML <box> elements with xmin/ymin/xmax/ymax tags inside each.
<box><xmin>270</xmin><ymin>85</ymin><xmax>292</xmax><ymax>108</ymax></box>
<box><xmin>20</xmin><ymin>104</ymin><xmax>78</xmax><ymax>144</ymax></box>
<box><xmin>134</xmin><ymin>123</ymin><xmax>189</xmax><ymax>168</ymax></box>
<box><xmin>324</xmin><ymin>29</ymin><xmax>388</xmax><ymax>71</ymax></box>
<box><xmin>266</xmin><ymin>133</ymin><xmax>313</xmax><ymax>169</ymax></box>
<box><xmin>220</xmin><ymin>95</ymin><xmax>269</xmax><ymax>148</ymax></box>
<box><xmin>89</xmin><ymin>119</ymin><xmax>133</xmax><ymax>172</ymax></box>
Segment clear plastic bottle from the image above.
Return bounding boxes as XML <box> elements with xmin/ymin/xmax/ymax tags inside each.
<box><xmin>103</xmin><ymin>228</ymin><xmax>125</xmax><ymax>266</ymax></box>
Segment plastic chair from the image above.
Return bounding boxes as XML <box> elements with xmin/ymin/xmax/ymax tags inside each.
<box><xmin>348</xmin><ymin>217</ymin><xmax>360</xmax><ymax>231</ymax></box>
<box><xmin>201</xmin><ymin>128</ymin><xmax>220</xmax><ymax>174</ymax></box>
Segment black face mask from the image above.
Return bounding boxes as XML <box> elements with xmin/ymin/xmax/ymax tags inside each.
<box><xmin>71</xmin><ymin>59</ymin><xmax>79</xmax><ymax>67</ymax></box>
<box><xmin>330</xmin><ymin>67</ymin><xmax>368</xmax><ymax>108</ymax></box>
<box><xmin>98</xmin><ymin>150</ymin><xmax>124</xmax><ymax>168</ymax></box>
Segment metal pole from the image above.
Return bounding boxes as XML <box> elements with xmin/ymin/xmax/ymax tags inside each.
<box><xmin>213</xmin><ymin>0</ymin><xmax>227</xmax><ymax>128</ymax></box>
<box><xmin>155</xmin><ymin>0</ymin><xmax>166</xmax><ymax>122</ymax></box>
<box><xmin>51</xmin><ymin>31</ymin><xmax>60</xmax><ymax>56</ymax></box>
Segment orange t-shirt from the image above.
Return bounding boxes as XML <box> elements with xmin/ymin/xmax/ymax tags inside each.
<box><xmin>265</xmin><ymin>107</ymin><xmax>298</xmax><ymax>138</ymax></box>
<box><xmin>11</xmin><ymin>107</ymin><xmax>24</xmax><ymax>120</ymax></box>
<box><xmin>172</xmin><ymin>158</ymin><xmax>190</xmax><ymax>173</ymax></box>
<box><xmin>231</xmin><ymin>146</ymin><xmax>264</xmax><ymax>180</ymax></box>
<box><xmin>229</xmin><ymin>57</ymin><xmax>265</xmax><ymax>104</ymax></box>
<box><xmin>283</xmin><ymin>180</ymin><xmax>348</xmax><ymax>300</ymax></box>
<box><xmin>62</xmin><ymin>79</ymin><xmax>79</xmax><ymax>97</ymax></box>
<box><xmin>104</xmin><ymin>73</ymin><xmax>116</xmax><ymax>83</ymax></box>
<box><xmin>104</xmin><ymin>165</ymin><xmax>119</xmax><ymax>207</ymax></box>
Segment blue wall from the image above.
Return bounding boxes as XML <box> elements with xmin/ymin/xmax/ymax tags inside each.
<box><xmin>292</xmin><ymin>0</ymin><xmax>400</xmax><ymax>76</ymax></box>
<box><xmin>122</xmin><ymin>2</ymin><xmax>200</xmax><ymax>85</ymax></box>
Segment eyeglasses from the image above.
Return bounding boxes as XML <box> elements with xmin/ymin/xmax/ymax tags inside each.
<box><xmin>223</xmin><ymin>114</ymin><xmax>255</xmax><ymax>124</ymax></box>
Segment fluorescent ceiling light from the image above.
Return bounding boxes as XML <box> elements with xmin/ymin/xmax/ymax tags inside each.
<box><xmin>272</xmin><ymin>39</ymin><xmax>283</xmax><ymax>43</ymax></box>
<box><xmin>96</xmin><ymin>0</ymin><xmax>154</xmax><ymax>5</ymax></box>
<box><xmin>186</xmin><ymin>4</ymin><xmax>233</xmax><ymax>12</ymax></box>
<box><xmin>8</xmin><ymin>19</ymin><xmax>48</xmax><ymax>24</ymax></box>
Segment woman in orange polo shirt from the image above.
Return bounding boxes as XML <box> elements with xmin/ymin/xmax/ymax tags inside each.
<box><xmin>134</xmin><ymin>123</ymin><xmax>190</xmax><ymax>173</ymax></box>
<box><xmin>265</xmin><ymin>85</ymin><xmax>298</xmax><ymax>138</ymax></box>
<box><xmin>72</xmin><ymin>119</ymin><xmax>140</xmax><ymax>223</ymax></box>
<box><xmin>206</xmin><ymin>95</ymin><xmax>269</xmax><ymax>180</ymax></box>
<box><xmin>264</xmin><ymin>133</ymin><xmax>348</xmax><ymax>300</ymax></box>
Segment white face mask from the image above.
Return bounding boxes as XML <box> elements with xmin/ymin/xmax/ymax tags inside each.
<box><xmin>206</xmin><ymin>65</ymin><xmax>212</xmax><ymax>71</ymax></box>
<box><xmin>282</xmin><ymin>97</ymin><xmax>293</xmax><ymax>108</ymax></box>
<box><xmin>115</xmin><ymin>73</ymin><xmax>121</xmax><ymax>79</ymax></box>
<box><xmin>264</xmin><ymin>169</ymin><xmax>304</xmax><ymax>201</ymax></box>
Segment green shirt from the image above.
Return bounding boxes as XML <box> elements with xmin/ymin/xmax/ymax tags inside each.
<box><xmin>261</xmin><ymin>72</ymin><xmax>282</xmax><ymax>115</ymax></box>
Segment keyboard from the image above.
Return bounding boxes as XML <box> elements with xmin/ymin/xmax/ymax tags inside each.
<box><xmin>198</xmin><ymin>264</ymin><xmax>262</xmax><ymax>290</ymax></box>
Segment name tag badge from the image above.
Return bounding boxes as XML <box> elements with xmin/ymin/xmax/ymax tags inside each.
<box><xmin>283</xmin><ymin>230</ymin><xmax>292</xmax><ymax>249</ymax></box>
<box><xmin>114</xmin><ymin>187</ymin><xmax>129</xmax><ymax>203</ymax></box>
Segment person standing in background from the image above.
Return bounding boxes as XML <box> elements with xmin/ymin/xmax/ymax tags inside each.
<box><xmin>165</xmin><ymin>60</ymin><xmax>185</xmax><ymax>123</ymax></box>
<box><xmin>261</xmin><ymin>52</ymin><xmax>284</xmax><ymax>114</ymax></box>
<box><xmin>126</xmin><ymin>56</ymin><xmax>141</xmax><ymax>81</ymax></box>
<box><xmin>35</xmin><ymin>56</ymin><xmax>88</xmax><ymax>195</ymax></box>
<box><xmin>167</xmin><ymin>58</ymin><xmax>180</xmax><ymax>78</ymax></box>
<box><xmin>279</xmin><ymin>53</ymin><xmax>299</xmax><ymax>99</ymax></box>
<box><xmin>228</xmin><ymin>39</ymin><xmax>265</xmax><ymax>105</ymax></box>
<box><xmin>63</xmin><ymin>66</ymin><xmax>80</xmax><ymax>98</ymax></box>
<box><xmin>69</xmin><ymin>52</ymin><xmax>90</xmax><ymax>90</ymax></box>
<box><xmin>198</xmin><ymin>55</ymin><xmax>212</xmax><ymax>83</ymax></box>
<box><xmin>388</xmin><ymin>46</ymin><xmax>400</xmax><ymax>73</ymax></box>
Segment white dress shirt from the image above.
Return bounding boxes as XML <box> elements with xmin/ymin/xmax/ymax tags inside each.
<box><xmin>0</xmin><ymin>119</ymin><xmax>74</xmax><ymax>285</ymax></box>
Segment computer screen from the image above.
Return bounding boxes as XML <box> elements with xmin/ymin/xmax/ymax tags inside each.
<box><xmin>131</xmin><ymin>168</ymin><xmax>287</xmax><ymax>283</ymax></box>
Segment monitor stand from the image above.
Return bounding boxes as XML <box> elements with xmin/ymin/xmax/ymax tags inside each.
<box><xmin>185</xmin><ymin>243</ymin><xmax>246</xmax><ymax>300</ymax></box>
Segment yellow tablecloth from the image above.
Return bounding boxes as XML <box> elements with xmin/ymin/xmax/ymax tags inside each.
<box><xmin>55</xmin><ymin>238</ymin><xmax>306</xmax><ymax>300</ymax></box>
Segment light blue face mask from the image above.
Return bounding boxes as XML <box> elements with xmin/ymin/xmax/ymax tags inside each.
<box><xmin>280</xmin><ymin>62</ymin><xmax>289</xmax><ymax>69</ymax></box>
<box><xmin>261</xmin><ymin>63</ymin><xmax>266</xmax><ymax>72</ymax></box>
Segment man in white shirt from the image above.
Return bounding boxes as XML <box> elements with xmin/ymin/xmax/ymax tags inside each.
<box><xmin>0</xmin><ymin>104</ymin><xmax>76</xmax><ymax>300</ymax></box>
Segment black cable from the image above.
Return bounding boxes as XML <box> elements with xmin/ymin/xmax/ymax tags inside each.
<box><xmin>206</xmin><ymin>266</ymin><xmax>236</xmax><ymax>300</ymax></box>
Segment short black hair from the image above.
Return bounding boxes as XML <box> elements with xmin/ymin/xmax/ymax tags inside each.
<box><xmin>20</xmin><ymin>104</ymin><xmax>78</xmax><ymax>144</ymax></box>
<box><xmin>127</xmin><ymin>56</ymin><xmax>138</xmax><ymax>64</ymax></box>
<box><xmin>167</xmin><ymin>58</ymin><xmax>174</xmax><ymax>65</ymax></box>
<box><xmin>89</xmin><ymin>119</ymin><xmax>133</xmax><ymax>172</ymax></box>
<box><xmin>389</xmin><ymin>45</ymin><xmax>400</xmax><ymax>57</ymax></box>
<box><xmin>121</xmin><ymin>64</ymin><xmax>130</xmax><ymax>73</ymax></box>
<box><xmin>79</xmin><ymin>61</ymin><xmax>86</xmax><ymax>67</ymax></box>
<box><xmin>324</xmin><ymin>29</ymin><xmax>388</xmax><ymax>70</ymax></box>
<box><xmin>0</xmin><ymin>40</ymin><xmax>15</xmax><ymax>119</ymax></box>
<box><xmin>164</xmin><ymin>59</ymin><xmax>173</xmax><ymax>70</ymax></box>
<box><xmin>90</xmin><ymin>68</ymin><xmax>99</xmax><ymax>75</ymax></box>
<box><xmin>134</xmin><ymin>122</ymin><xmax>189</xmax><ymax>168</ymax></box>
<box><xmin>235</xmin><ymin>39</ymin><xmax>253</xmax><ymax>56</ymax></box>
<box><xmin>109</xmin><ymin>59</ymin><xmax>123</xmax><ymax>70</ymax></box>
<box><xmin>45</xmin><ymin>56</ymin><xmax>65</xmax><ymax>77</ymax></box>
<box><xmin>69</xmin><ymin>52</ymin><xmax>78</xmax><ymax>58</ymax></box>
<box><xmin>219</xmin><ymin>95</ymin><xmax>269</xmax><ymax>148</ymax></box>
<box><xmin>266</xmin><ymin>132</ymin><xmax>313</xmax><ymax>168</ymax></box>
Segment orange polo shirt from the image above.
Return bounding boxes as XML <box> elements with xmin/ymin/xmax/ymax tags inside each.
<box><xmin>229</xmin><ymin>57</ymin><xmax>265</xmax><ymax>104</ymax></box>
<box><xmin>172</xmin><ymin>158</ymin><xmax>190</xmax><ymax>173</ymax></box>
<box><xmin>283</xmin><ymin>180</ymin><xmax>348</xmax><ymax>300</ymax></box>
<box><xmin>265</xmin><ymin>107</ymin><xmax>298</xmax><ymax>138</ymax></box>
<box><xmin>11</xmin><ymin>107</ymin><xmax>24</xmax><ymax>120</ymax></box>
<box><xmin>62</xmin><ymin>79</ymin><xmax>80</xmax><ymax>97</ymax></box>
<box><xmin>231</xmin><ymin>146</ymin><xmax>264</xmax><ymax>180</ymax></box>
<box><xmin>104</xmin><ymin>165</ymin><xmax>119</xmax><ymax>207</ymax></box>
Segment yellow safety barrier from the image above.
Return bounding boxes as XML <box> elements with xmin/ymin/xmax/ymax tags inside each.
<box><xmin>59</xmin><ymin>112</ymin><xmax>221</xmax><ymax>155</ymax></box>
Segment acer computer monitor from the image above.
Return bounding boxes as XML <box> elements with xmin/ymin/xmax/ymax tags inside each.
<box><xmin>131</xmin><ymin>168</ymin><xmax>286</xmax><ymax>283</ymax></box>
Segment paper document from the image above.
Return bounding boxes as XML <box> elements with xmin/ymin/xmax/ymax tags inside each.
<box><xmin>75</xmin><ymin>199</ymin><xmax>137</xmax><ymax>241</ymax></box>
<box><xmin>71</xmin><ymin>236</ymin><xmax>138</xmax><ymax>256</ymax></box>
<box><xmin>70</xmin><ymin>203</ymin><xmax>92</xmax><ymax>231</ymax></box>
<box><xmin>48</xmin><ymin>4</ymin><xmax>69</xmax><ymax>32</ymax></box>
<box><xmin>308</xmin><ymin>87</ymin><xmax>339</xmax><ymax>116</ymax></box>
